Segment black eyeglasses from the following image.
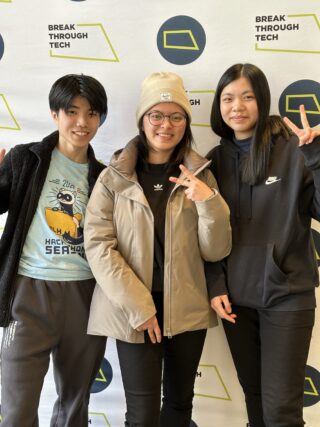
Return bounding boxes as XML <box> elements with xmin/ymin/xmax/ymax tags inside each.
<box><xmin>145</xmin><ymin>111</ymin><xmax>187</xmax><ymax>127</ymax></box>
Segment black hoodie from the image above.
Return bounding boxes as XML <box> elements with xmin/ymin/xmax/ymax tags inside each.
<box><xmin>206</xmin><ymin>134</ymin><xmax>320</xmax><ymax>311</ymax></box>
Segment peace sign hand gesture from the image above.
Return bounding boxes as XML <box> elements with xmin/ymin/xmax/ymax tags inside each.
<box><xmin>169</xmin><ymin>164</ymin><xmax>214</xmax><ymax>202</ymax></box>
<box><xmin>283</xmin><ymin>105</ymin><xmax>320</xmax><ymax>146</ymax></box>
<box><xmin>0</xmin><ymin>148</ymin><xmax>6</xmax><ymax>163</ymax></box>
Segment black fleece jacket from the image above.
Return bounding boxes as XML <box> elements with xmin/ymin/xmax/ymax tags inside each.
<box><xmin>206</xmin><ymin>134</ymin><xmax>320</xmax><ymax>311</ymax></box>
<box><xmin>0</xmin><ymin>131</ymin><xmax>105</xmax><ymax>326</ymax></box>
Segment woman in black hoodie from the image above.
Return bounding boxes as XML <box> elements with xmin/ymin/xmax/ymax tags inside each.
<box><xmin>207</xmin><ymin>63</ymin><xmax>320</xmax><ymax>427</ymax></box>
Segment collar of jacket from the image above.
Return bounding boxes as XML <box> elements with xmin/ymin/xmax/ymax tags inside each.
<box><xmin>29</xmin><ymin>130</ymin><xmax>97</xmax><ymax>162</ymax></box>
<box><xmin>29</xmin><ymin>130</ymin><xmax>60</xmax><ymax>157</ymax></box>
<box><xmin>29</xmin><ymin>130</ymin><xmax>104</xmax><ymax>194</ymax></box>
<box><xmin>109</xmin><ymin>135</ymin><xmax>211</xmax><ymax>181</ymax></box>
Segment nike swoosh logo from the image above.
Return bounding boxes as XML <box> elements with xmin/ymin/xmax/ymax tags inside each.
<box><xmin>265</xmin><ymin>177</ymin><xmax>281</xmax><ymax>185</ymax></box>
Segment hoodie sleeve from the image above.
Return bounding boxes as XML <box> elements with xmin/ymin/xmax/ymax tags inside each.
<box><xmin>204</xmin><ymin>260</ymin><xmax>228</xmax><ymax>299</ymax></box>
<box><xmin>84</xmin><ymin>170</ymin><xmax>156</xmax><ymax>330</ymax></box>
<box><xmin>194</xmin><ymin>168</ymin><xmax>232</xmax><ymax>261</ymax></box>
<box><xmin>299</xmin><ymin>136</ymin><xmax>320</xmax><ymax>221</ymax></box>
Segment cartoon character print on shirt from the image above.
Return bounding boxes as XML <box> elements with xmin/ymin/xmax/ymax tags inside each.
<box><xmin>45</xmin><ymin>179</ymin><xmax>87</xmax><ymax>246</ymax></box>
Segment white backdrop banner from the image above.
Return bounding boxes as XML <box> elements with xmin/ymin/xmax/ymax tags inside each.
<box><xmin>0</xmin><ymin>1</ymin><xmax>319</xmax><ymax>426</ymax></box>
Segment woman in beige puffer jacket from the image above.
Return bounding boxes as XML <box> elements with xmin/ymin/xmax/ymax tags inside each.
<box><xmin>84</xmin><ymin>72</ymin><xmax>231</xmax><ymax>427</ymax></box>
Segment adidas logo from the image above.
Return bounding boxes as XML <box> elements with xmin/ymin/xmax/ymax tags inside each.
<box><xmin>154</xmin><ymin>184</ymin><xmax>163</xmax><ymax>191</ymax></box>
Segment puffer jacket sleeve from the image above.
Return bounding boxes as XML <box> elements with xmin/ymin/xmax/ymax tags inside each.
<box><xmin>84</xmin><ymin>170</ymin><xmax>156</xmax><ymax>330</ymax></box>
<box><xmin>194</xmin><ymin>168</ymin><xmax>232</xmax><ymax>261</ymax></box>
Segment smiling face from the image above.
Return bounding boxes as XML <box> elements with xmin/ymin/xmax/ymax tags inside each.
<box><xmin>51</xmin><ymin>95</ymin><xmax>101</xmax><ymax>163</ymax></box>
<box><xmin>142</xmin><ymin>102</ymin><xmax>187</xmax><ymax>164</ymax></box>
<box><xmin>220</xmin><ymin>76</ymin><xmax>258</xmax><ymax>140</ymax></box>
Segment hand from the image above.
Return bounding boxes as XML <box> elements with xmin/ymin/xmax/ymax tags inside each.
<box><xmin>169</xmin><ymin>164</ymin><xmax>214</xmax><ymax>201</ymax></box>
<box><xmin>283</xmin><ymin>105</ymin><xmax>320</xmax><ymax>146</ymax></box>
<box><xmin>0</xmin><ymin>148</ymin><xmax>6</xmax><ymax>163</ymax></box>
<box><xmin>136</xmin><ymin>315</ymin><xmax>162</xmax><ymax>344</ymax></box>
<box><xmin>211</xmin><ymin>295</ymin><xmax>237</xmax><ymax>324</ymax></box>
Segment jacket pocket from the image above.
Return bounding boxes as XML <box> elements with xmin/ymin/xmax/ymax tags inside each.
<box><xmin>262</xmin><ymin>243</ymin><xmax>288</xmax><ymax>306</ymax></box>
<box><xmin>227</xmin><ymin>243</ymin><xmax>289</xmax><ymax>308</ymax></box>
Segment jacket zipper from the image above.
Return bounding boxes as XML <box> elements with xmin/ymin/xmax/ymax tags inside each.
<box><xmin>4</xmin><ymin>156</ymin><xmax>42</xmax><ymax>325</ymax></box>
<box><xmin>165</xmin><ymin>161</ymin><xmax>210</xmax><ymax>339</ymax></box>
<box><xmin>166</xmin><ymin>198</ymin><xmax>173</xmax><ymax>339</ymax></box>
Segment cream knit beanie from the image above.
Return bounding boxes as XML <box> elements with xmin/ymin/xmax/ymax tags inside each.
<box><xmin>136</xmin><ymin>72</ymin><xmax>191</xmax><ymax>125</ymax></box>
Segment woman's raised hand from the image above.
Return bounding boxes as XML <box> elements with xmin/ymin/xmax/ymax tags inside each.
<box><xmin>283</xmin><ymin>105</ymin><xmax>320</xmax><ymax>146</ymax></box>
<box><xmin>169</xmin><ymin>164</ymin><xmax>214</xmax><ymax>201</ymax></box>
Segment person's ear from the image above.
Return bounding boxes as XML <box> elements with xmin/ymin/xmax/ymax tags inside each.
<box><xmin>51</xmin><ymin>110</ymin><xmax>58</xmax><ymax>122</ymax></box>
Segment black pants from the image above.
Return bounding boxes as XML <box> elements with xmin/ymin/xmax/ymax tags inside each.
<box><xmin>116</xmin><ymin>328</ymin><xmax>206</xmax><ymax>427</ymax></box>
<box><xmin>223</xmin><ymin>306</ymin><xmax>315</xmax><ymax>427</ymax></box>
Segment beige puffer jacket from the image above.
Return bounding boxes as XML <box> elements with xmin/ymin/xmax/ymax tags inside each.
<box><xmin>84</xmin><ymin>137</ymin><xmax>231</xmax><ymax>343</ymax></box>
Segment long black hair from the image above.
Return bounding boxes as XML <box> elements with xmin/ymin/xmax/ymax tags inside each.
<box><xmin>211</xmin><ymin>63</ymin><xmax>291</xmax><ymax>185</ymax></box>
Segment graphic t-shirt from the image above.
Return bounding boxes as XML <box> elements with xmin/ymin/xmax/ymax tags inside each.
<box><xmin>18</xmin><ymin>148</ymin><xmax>93</xmax><ymax>280</ymax></box>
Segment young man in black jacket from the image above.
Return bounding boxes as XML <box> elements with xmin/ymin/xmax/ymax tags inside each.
<box><xmin>0</xmin><ymin>74</ymin><xmax>108</xmax><ymax>426</ymax></box>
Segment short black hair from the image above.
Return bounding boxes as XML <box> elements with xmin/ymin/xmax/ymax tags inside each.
<box><xmin>49</xmin><ymin>74</ymin><xmax>108</xmax><ymax>122</ymax></box>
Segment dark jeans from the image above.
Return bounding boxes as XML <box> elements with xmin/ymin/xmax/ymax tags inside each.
<box><xmin>116</xmin><ymin>328</ymin><xmax>207</xmax><ymax>427</ymax></box>
<box><xmin>223</xmin><ymin>306</ymin><xmax>315</xmax><ymax>427</ymax></box>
